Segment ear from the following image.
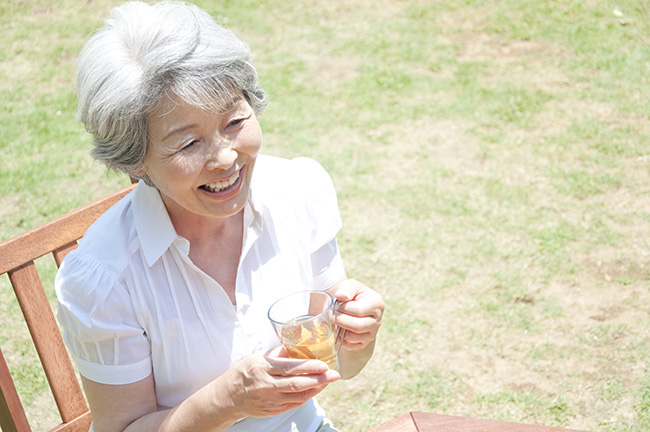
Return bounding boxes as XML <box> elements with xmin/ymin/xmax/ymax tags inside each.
<box><xmin>127</xmin><ymin>166</ymin><xmax>146</xmax><ymax>184</ymax></box>
<box><xmin>134</xmin><ymin>164</ymin><xmax>146</xmax><ymax>178</ymax></box>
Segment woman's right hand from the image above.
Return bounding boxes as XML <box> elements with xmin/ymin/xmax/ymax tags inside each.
<box><xmin>222</xmin><ymin>346</ymin><xmax>340</xmax><ymax>419</ymax></box>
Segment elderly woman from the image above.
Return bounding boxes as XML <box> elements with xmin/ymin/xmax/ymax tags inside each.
<box><xmin>55</xmin><ymin>1</ymin><xmax>384</xmax><ymax>431</ymax></box>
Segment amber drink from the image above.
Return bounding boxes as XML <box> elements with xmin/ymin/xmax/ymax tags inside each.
<box><xmin>268</xmin><ymin>291</ymin><xmax>343</xmax><ymax>370</ymax></box>
<box><xmin>281</xmin><ymin>315</ymin><xmax>338</xmax><ymax>369</ymax></box>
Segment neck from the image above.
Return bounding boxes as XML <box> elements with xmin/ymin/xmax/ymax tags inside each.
<box><xmin>174</xmin><ymin>210</ymin><xmax>243</xmax><ymax>246</ymax></box>
<box><xmin>173</xmin><ymin>210</ymin><xmax>244</xmax><ymax>305</ymax></box>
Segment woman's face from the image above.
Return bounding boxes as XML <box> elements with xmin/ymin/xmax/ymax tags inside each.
<box><xmin>142</xmin><ymin>94</ymin><xmax>262</xmax><ymax>225</ymax></box>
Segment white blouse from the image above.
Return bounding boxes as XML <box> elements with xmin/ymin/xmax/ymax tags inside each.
<box><xmin>55</xmin><ymin>155</ymin><xmax>346</xmax><ymax>431</ymax></box>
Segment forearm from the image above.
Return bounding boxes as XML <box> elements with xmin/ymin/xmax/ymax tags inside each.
<box><xmin>92</xmin><ymin>351</ymin><xmax>340</xmax><ymax>432</ymax></box>
<box><xmin>337</xmin><ymin>338</ymin><xmax>376</xmax><ymax>380</ymax></box>
<box><xmin>87</xmin><ymin>372</ymin><xmax>244</xmax><ymax>432</ymax></box>
<box><xmin>125</xmin><ymin>381</ymin><xmax>242</xmax><ymax>432</ymax></box>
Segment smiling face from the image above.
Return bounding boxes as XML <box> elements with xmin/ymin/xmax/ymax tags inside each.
<box><xmin>142</xmin><ymin>94</ymin><xmax>262</xmax><ymax>229</ymax></box>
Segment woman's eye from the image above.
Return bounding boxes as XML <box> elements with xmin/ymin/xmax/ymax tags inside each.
<box><xmin>227</xmin><ymin>118</ymin><xmax>244</xmax><ymax>129</ymax></box>
<box><xmin>180</xmin><ymin>140</ymin><xmax>198</xmax><ymax>152</ymax></box>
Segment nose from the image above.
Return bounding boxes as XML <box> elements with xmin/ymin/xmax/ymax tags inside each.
<box><xmin>206</xmin><ymin>143</ymin><xmax>237</xmax><ymax>170</ymax></box>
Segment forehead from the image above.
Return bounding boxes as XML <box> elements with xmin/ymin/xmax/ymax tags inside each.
<box><xmin>149</xmin><ymin>91</ymin><xmax>240</xmax><ymax>120</ymax></box>
<box><xmin>147</xmin><ymin>97</ymin><xmax>201</xmax><ymax>137</ymax></box>
<box><xmin>149</xmin><ymin>95</ymin><xmax>199</xmax><ymax>122</ymax></box>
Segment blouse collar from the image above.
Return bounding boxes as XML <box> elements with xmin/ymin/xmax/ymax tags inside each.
<box><xmin>132</xmin><ymin>181</ymin><xmax>181</xmax><ymax>267</ymax></box>
<box><xmin>132</xmin><ymin>180</ymin><xmax>265</xmax><ymax>268</ymax></box>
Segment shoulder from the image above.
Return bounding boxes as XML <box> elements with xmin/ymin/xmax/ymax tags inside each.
<box><xmin>76</xmin><ymin>190</ymin><xmax>138</xmax><ymax>271</ymax></box>
<box><xmin>251</xmin><ymin>155</ymin><xmax>342</xmax><ymax>248</ymax></box>
<box><xmin>57</xmin><ymin>190</ymin><xmax>138</xmax><ymax>299</ymax></box>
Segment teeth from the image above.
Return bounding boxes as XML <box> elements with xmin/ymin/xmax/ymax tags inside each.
<box><xmin>203</xmin><ymin>170</ymin><xmax>240</xmax><ymax>192</ymax></box>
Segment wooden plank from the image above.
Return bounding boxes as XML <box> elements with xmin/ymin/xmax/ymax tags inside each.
<box><xmin>47</xmin><ymin>411</ymin><xmax>92</xmax><ymax>432</ymax></box>
<box><xmin>0</xmin><ymin>184</ymin><xmax>135</xmax><ymax>274</ymax></box>
<box><xmin>0</xmin><ymin>184</ymin><xmax>134</xmax><ymax>431</ymax></box>
<box><xmin>367</xmin><ymin>412</ymin><xmax>591</xmax><ymax>432</ymax></box>
<box><xmin>9</xmin><ymin>263</ymin><xmax>88</xmax><ymax>423</ymax></box>
<box><xmin>0</xmin><ymin>348</ymin><xmax>31</xmax><ymax>432</ymax></box>
<box><xmin>366</xmin><ymin>413</ymin><xmax>418</xmax><ymax>432</ymax></box>
<box><xmin>410</xmin><ymin>412</ymin><xmax>591</xmax><ymax>432</ymax></box>
<box><xmin>53</xmin><ymin>242</ymin><xmax>79</xmax><ymax>268</ymax></box>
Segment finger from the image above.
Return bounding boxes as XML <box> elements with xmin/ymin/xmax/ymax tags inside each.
<box><xmin>276</xmin><ymin>370</ymin><xmax>340</xmax><ymax>394</ymax></box>
<box><xmin>266</xmin><ymin>357</ymin><xmax>331</xmax><ymax>377</ymax></box>
<box><xmin>336</xmin><ymin>314</ymin><xmax>381</xmax><ymax>336</ymax></box>
<box><xmin>339</xmin><ymin>328</ymin><xmax>373</xmax><ymax>344</ymax></box>
<box><xmin>340</xmin><ymin>330</ymin><xmax>376</xmax><ymax>350</ymax></box>
<box><xmin>336</xmin><ymin>289</ymin><xmax>384</xmax><ymax>320</ymax></box>
<box><xmin>287</xmin><ymin>383</ymin><xmax>329</xmax><ymax>403</ymax></box>
<box><xmin>328</xmin><ymin>279</ymin><xmax>362</xmax><ymax>303</ymax></box>
<box><xmin>337</xmin><ymin>302</ymin><xmax>383</xmax><ymax>320</ymax></box>
<box><xmin>265</xmin><ymin>345</ymin><xmax>289</xmax><ymax>358</ymax></box>
<box><xmin>257</xmin><ymin>387</ymin><xmax>325</xmax><ymax>418</ymax></box>
<box><xmin>269</xmin><ymin>384</ymin><xmax>330</xmax><ymax>414</ymax></box>
<box><xmin>341</xmin><ymin>338</ymin><xmax>371</xmax><ymax>350</ymax></box>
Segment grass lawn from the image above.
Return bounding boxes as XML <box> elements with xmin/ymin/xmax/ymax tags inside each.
<box><xmin>1</xmin><ymin>0</ymin><xmax>649</xmax><ymax>430</ymax></box>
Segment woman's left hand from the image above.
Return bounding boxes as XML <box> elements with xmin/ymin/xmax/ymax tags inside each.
<box><xmin>327</xmin><ymin>279</ymin><xmax>384</xmax><ymax>351</ymax></box>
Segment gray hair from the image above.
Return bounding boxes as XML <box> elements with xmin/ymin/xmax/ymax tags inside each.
<box><xmin>75</xmin><ymin>0</ymin><xmax>268</xmax><ymax>181</ymax></box>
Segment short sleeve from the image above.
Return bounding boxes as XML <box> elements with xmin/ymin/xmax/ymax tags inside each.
<box><xmin>311</xmin><ymin>238</ymin><xmax>345</xmax><ymax>290</ymax></box>
<box><xmin>289</xmin><ymin>157</ymin><xmax>342</xmax><ymax>250</ymax></box>
<box><xmin>55</xmin><ymin>251</ymin><xmax>152</xmax><ymax>385</ymax></box>
<box><xmin>291</xmin><ymin>157</ymin><xmax>346</xmax><ymax>289</ymax></box>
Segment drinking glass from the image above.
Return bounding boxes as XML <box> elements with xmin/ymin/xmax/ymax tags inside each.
<box><xmin>268</xmin><ymin>290</ymin><xmax>345</xmax><ymax>370</ymax></box>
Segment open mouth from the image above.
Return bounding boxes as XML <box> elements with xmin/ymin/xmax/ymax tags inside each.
<box><xmin>200</xmin><ymin>168</ymin><xmax>241</xmax><ymax>193</ymax></box>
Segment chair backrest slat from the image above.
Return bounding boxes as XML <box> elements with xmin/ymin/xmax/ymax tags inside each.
<box><xmin>0</xmin><ymin>186</ymin><xmax>136</xmax><ymax>275</ymax></box>
<box><xmin>47</xmin><ymin>411</ymin><xmax>93</xmax><ymax>432</ymax></box>
<box><xmin>9</xmin><ymin>262</ymin><xmax>88</xmax><ymax>423</ymax></box>
<box><xmin>0</xmin><ymin>183</ymin><xmax>136</xmax><ymax>431</ymax></box>
<box><xmin>52</xmin><ymin>243</ymin><xmax>80</xmax><ymax>268</ymax></box>
<box><xmin>0</xmin><ymin>348</ymin><xmax>30</xmax><ymax>432</ymax></box>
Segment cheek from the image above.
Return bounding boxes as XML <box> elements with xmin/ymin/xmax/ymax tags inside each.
<box><xmin>241</xmin><ymin>123</ymin><xmax>263</xmax><ymax>154</ymax></box>
<box><xmin>146</xmin><ymin>156</ymin><xmax>202</xmax><ymax>186</ymax></box>
<box><xmin>173</xmin><ymin>155</ymin><xmax>204</xmax><ymax>174</ymax></box>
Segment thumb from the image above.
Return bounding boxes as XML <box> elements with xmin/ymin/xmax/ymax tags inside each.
<box><xmin>265</xmin><ymin>345</ymin><xmax>289</xmax><ymax>358</ymax></box>
<box><xmin>331</xmin><ymin>279</ymin><xmax>359</xmax><ymax>303</ymax></box>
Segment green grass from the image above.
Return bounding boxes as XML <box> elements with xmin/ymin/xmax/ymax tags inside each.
<box><xmin>2</xmin><ymin>0</ymin><xmax>650</xmax><ymax>430</ymax></box>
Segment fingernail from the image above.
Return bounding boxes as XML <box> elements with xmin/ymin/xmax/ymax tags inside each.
<box><xmin>327</xmin><ymin>370</ymin><xmax>341</xmax><ymax>380</ymax></box>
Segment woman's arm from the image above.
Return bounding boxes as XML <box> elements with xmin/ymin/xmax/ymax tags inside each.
<box><xmin>82</xmin><ymin>373</ymin><xmax>241</xmax><ymax>432</ymax></box>
<box><xmin>84</xmin><ymin>348</ymin><xmax>340</xmax><ymax>432</ymax></box>
<box><xmin>326</xmin><ymin>278</ymin><xmax>385</xmax><ymax>380</ymax></box>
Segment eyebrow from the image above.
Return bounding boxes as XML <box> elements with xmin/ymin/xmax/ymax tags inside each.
<box><xmin>161</xmin><ymin>124</ymin><xmax>198</xmax><ymax>143</ymax></box>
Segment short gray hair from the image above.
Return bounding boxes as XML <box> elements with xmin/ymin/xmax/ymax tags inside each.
<box><xmin>75</xmin><ymin>0</ymin><xmax>268</xmax><ymax>181</ymax></box>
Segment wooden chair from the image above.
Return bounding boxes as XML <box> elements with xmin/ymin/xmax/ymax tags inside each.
<box><xmin>0</xmin><ymin>184</ymin><xmax>136</xmax><ymax>432</ymax></box>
